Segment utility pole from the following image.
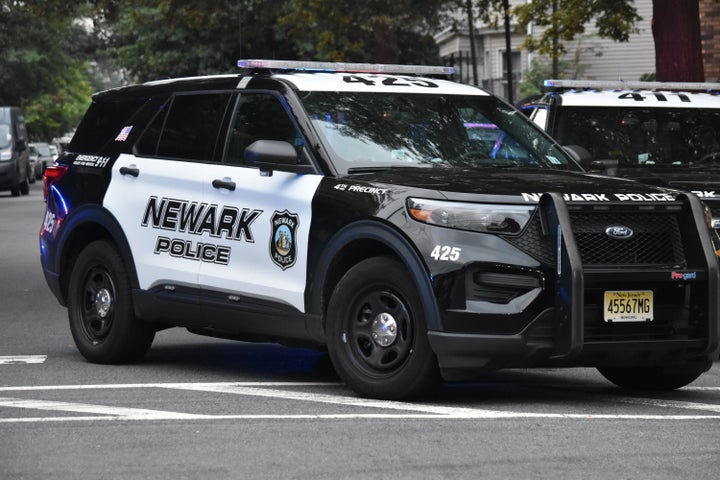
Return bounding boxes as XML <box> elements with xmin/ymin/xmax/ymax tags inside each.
<box><xmin>552</xmin><ymin>1</ymin><xmax>558</xmax><ymax>78</ymax></box>
<box><xmin>466</xmin><ymin>0</ymin><xmax>479</xmax><ymax>85</ymax></box>
<box><xmin>503</xmin><ymin>0</ymin><xmax>513</xmax><ymax>103</ymax></box>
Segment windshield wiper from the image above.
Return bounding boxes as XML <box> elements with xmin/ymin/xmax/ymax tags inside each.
<box><xmin>346</xmin><ymin>165</ymin><xmax>432</xmax><ymax>174</ymax></box>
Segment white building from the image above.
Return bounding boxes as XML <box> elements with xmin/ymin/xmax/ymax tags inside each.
<box><xmin>434</xmin><ymin>0</ymin><xmax>655</xmax><ymax>100</ymax></box>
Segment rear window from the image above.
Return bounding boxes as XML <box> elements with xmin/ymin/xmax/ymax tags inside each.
<box><xmin>69</xmin><ymin>97</ymin><xmax>148</xmax><ymax>153</ymax></box>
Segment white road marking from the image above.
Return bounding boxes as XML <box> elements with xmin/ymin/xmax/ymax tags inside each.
<box><xmin>0</xmin><ymin>397</ymin><xmax>211</xmax><ymax>420</ymax></box>
<box><xmin>0</xmin><ymin>355</ymin><xmax>47</xmax><ymax>365</ymax></box>
<box><xmin>611</xmin><ymin>396</ymin><xmax>720</xmax><ymax>413</ymax></box>
<box><xmin>0</xmin><ymin>382</ymin><xmax>717</xmax><ymax>423</ymax></box>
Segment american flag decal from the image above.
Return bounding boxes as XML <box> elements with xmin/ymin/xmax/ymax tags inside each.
<box><xmin>115</xmin><ymin>125</ymin><xmax>133</xmax><ymax>141</ymax></box>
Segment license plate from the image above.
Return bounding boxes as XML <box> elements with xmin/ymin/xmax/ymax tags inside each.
<box><xmin>603</xmin><ymin>290</ymin><xmax>653</xmax><ymax>322</ymax></box>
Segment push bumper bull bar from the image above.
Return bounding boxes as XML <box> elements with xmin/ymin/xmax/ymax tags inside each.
<box><xmin>428</xmin><ymin>192</ymin><xmax>720</xmax><ymax>373</ymax></box>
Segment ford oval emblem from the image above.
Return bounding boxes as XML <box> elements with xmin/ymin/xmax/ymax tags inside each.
<box><xmin>605</xmin><ymin>225</ymin><xmax>634</xmax><ymax>239</ymax></box>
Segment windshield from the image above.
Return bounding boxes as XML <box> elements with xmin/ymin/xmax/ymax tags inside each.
<box><xmin>0</xmin><ymin>124</ymin><xmax>11</xmax><ymax>149</ymax></box>
<box><xmin>555</xmin><ymin>106</ymin><xmax>720</xmax><ymax>167</ymax></box>
<box><xmin>300</xmin><ymin>92</ymin><xmax>574</xmax><ymax>174</ymax></box>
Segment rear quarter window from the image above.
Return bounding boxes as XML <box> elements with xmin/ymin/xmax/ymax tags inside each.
<box><xmin>69</xmin><ymin>97</ymin><xmax>148</xmax><ymax>153</ymax></box>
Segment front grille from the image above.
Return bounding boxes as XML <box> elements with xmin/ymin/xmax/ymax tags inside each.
<box><xmin>505</xmin><ymin>208</ymin><xmax>686</xmax><ymax>267</ymax></box>
<box><xmin>569</xmin><ymin>212</ymin><xmax>685</xmax><ymax>266</ymax></box>
<box><xmin>504</xmin><ymin>212</ymin><xmax>554</xmax><ymax>264</ymax></box>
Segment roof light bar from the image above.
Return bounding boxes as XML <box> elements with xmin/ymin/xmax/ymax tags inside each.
<box><xmin>544</xmin><ymin>79</ymin><xmax>720</xmax><ymax>92</ymax></box>
<box><xmin>237</xmin><ymin>59</ymin><xmax>455</xmax><ymax>76</ymax></box>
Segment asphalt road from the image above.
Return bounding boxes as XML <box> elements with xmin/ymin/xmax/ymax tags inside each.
<box><xmin>1</xmin><ymin>182</ymin><xmax>719</xmax><ymax>479</ymax></box>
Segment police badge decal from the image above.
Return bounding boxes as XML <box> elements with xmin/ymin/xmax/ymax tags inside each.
<box><xmin>270</xmin><ymin>210</ymin><xmax>299</xmax><ymax>270</ymax></box>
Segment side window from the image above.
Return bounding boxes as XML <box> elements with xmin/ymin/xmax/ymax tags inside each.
<box><xmin>135</xmin><ymin>102</ymin><xmax>169</xmax><ymax>156</ymax></box>
<box><xmin>225</xmin><ymin>93</ymin><xmax>303</xmax><ymax>164</ymax></box>
<box><xmin>153</xmin><ymin>93</ymin><xmax>231</xmax><ymax>161</ymax></box>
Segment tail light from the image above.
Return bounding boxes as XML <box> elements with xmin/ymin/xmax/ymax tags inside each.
<box><xmin>43</xmin><ymin>165</ymin><xmax>69</xmax><ymax>201</ymax></box>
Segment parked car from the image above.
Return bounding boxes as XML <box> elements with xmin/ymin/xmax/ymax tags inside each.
<box><xmin>29</xmin><ymin>142</ymin><xmax>54</xmax><ymax>178</ymax></box>
<box><xmin>27</xmin><ymin>148</ymin><xmax>40</xmax><ymax>183</ymax></box>
<box><xmin>40</xmin><ymin>61</ymin><xmax>719</xmax><ymax>399</ymax></box>
<box><xmin>48</xmin><ymin>144</ymin><xmax>59</xmax><ymax>162</ymax></box>
<box><xmin>0</xmin><ymin>106</ymin><xmax>30</xmax><ymax>196</ymax></box>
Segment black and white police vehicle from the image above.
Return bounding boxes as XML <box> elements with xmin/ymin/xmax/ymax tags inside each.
<box><xmin>520</xmin><ymin>79</ymin><xmax>720</xmax><ymax>230</ymax></box>
<box><xmin>40</xmin><ymin>60</ymin><xmax>719</xmax><ymax>399</ymax></box>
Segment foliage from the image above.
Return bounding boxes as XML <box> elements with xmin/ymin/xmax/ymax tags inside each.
<box><xmin>511</xmin><ymin>0</ymin><xmax>641</xmax><ymax>59</ymax></box>
<box><xmin>0</xmin><ymin>1</ymin><xmax>95</xmax><ymax>140</ymax></box>
<box><xmin>276</xmin><ymin>0</ymin><xmax>451</xmax><ymax>64</ymax></box>
<box><xmin>452</xmin><ymin>0</ymin><xmax>641</xmax><ymax>61</ymax></box>
<box><xmin>91</xmin><ymin>0</ymin><xmax>298</xmax><ymax>81</ymax></box>
<box><xmin>23</xmin><ymin>65</ymin><xmax>93</xmax><ymax>141</ymax></box>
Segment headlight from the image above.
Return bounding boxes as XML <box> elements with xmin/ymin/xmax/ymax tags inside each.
<box><xmin>407</xmin><ymin>198</ymin><xmax>535</xmax><ymax>234</ymax></box>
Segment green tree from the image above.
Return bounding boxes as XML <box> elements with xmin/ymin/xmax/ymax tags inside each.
<box><xmin>277</xmin><ymin>0</ymin><xmax>451</xmax><ymax>63</ymax></box>
<box><xmin>91</xmin><ymin>0</ymin><xmax>452</xmax><ymax>81</ymax></box>
<box><xmin>511</xmin><ymin>0</ymin><xmax>641</xmax><ymax>59</ymax></box>
<box><xmin>23</xmin><ymin>65</ymin><xmax>93</xmax><ymax>141</ymax></box>
<box><xmin>0</xmin><ymin>1</ymin><xmax>94</xmax><ymax>139</ymax></box>
<box><xmin>91</xmin><ymin>0</ymin><xmax>298</xmax><ymax>81</ymax></box>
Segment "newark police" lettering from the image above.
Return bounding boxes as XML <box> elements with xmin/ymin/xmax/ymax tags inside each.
<box><xmin>141</xmin><ymin>196</ymin><xmax>262</xmax><ymax>242</ymax></box>
<box><xmin>521</xmin><ymin>192</ymin><xmax>676</xmax><ymax>203</ymax></box>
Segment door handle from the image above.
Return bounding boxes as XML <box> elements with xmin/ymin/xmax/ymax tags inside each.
<box><xmin>119</xmin><ymin>166</ymin><xmax>139</xmax><ymax>177</ymax></box>
<box><xmin>212</xmin><ymin>178</ymin><xmax>236</xmax><ymax>191</ymax></box>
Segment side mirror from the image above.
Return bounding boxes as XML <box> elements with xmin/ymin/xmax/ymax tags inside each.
<box><xmin>563</xmin><ymin>144</ymin><xmax>592</xmax><ymax>166</ymax></box>
<box><xmin>563</xmin><ymin>144</ymin><xmax>618</xmax><ymax>176</ymax></box>
<box><xmin>244</xmin><ymin>140</ymin><xmax>314</xmax><ymax>175</ymax></box>
<box><xmin>590</xmin><ymin>159</ymin><xmax>619</xmax><ymax>176</ymax></box>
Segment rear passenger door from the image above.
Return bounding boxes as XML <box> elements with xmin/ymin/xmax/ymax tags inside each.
<box><xmin>104</xmin><ymin>92</ymin><xmax>232</xmax><ymax>292</ymax></box>
<box><xmin>198</xmin><ymin>92</ymin><xmax>323</xmax><ymax>313</ymax></box>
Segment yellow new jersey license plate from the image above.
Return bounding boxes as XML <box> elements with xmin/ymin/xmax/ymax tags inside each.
<box><xmin>603</xmin><ymin>290</ymin><xmax>654</xmax><ymax>322</ymax></box>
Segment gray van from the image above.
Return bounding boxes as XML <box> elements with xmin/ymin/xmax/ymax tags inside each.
<box><xmin>0</xmin><ymin>107</ymin><xmax>30</xmax><ymax>196</ymax></box>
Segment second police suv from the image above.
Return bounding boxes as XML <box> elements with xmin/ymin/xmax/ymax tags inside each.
<box><xmin>40</xmin><ymin>60</ymin><xmax>719</xmax><ymax>399</ymax></box>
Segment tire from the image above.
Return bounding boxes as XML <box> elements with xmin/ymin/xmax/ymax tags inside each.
<box><xmin>598</xmin><ymin>361</ymin><xmax>712</xmax><ymax>391</ymax></box>
<box><xmin>326</xmin><ymin>257</ymin><xmax>439</xmax><ymax>399</ymax></box>
<box><xmin>19</xmin><ymin>176</ymin><xmax>29</xmax><ymax>195</ymax></box>
<box><xmin>10</xmin><ymin>178</ymin><xmax>20</xmax><ymax>196</ymax></box>
<box><xmin>67</xmin><ymin>240</ymin><xmax>155</xmax><ymax>364</ymax></box>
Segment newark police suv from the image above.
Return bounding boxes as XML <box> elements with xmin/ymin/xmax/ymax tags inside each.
<box><xmin>40</xmin><ymin>60</ymin><xmax>719</xmax><ymax>399</ymax></box>
<box><xmin>519</xmin><ymin>79</ymin><xmax>720</xmax><ymax>230</ymax></box>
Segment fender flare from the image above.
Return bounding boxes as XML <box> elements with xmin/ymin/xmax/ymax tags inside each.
<box><xmin>307</xmin><ymin>219</ymin><xmax>442</xmax><ymax>331</ymax></box>
<box><xmin>52</xmin><ymin>204</ymin><xmax>139</xmax><ymax>294</ymax></box>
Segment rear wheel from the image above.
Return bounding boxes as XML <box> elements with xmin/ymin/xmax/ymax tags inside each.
<box><xmin>598</xmin><ymin>362</ymin><xmax>712</xmax><ymax>391</ymax></box>
<box><xmin>67</xmin><ymin>240</ymin><xmax>154</xmax><ymax>363</ymax></box>
<box><xmin>326</xmin><ymin>257</ymin><xmax>439</xmax><ymax>399</ymax></box>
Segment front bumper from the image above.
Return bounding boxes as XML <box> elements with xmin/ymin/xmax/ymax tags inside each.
<box><xmin>428</xmin><ymin>192</ymin><xmax>720</xmax><ymax>377</ymax></box>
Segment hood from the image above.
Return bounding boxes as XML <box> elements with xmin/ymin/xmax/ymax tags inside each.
<box><xmin>343</xmin><ymin>166</ymin><xmax>679</xmax><ymax>203</ymax></box>
<box><xmin>617</xmin><ymin>166</ymin><xmax>720</xmax><ymax>203</ymax></box>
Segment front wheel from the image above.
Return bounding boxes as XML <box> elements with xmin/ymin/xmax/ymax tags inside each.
<box><xmin>326</xmin><ymin>257</ymin><xmax>439</xmax><ymax>399</ymax></box>
<box><xmin>598</xmin><ymin>361</ymin><xmax>712</xmax><ymax>391</ymax></box>
<box><xmin>67</xmin><ymin>240</ymin><xmax>155</xmax><ymax>363</ymax></box>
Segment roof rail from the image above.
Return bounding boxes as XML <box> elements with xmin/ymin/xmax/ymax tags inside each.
<box><xmin>544</xmin><ymin>79</ymin><xmax>720</xmax><ymax>92</ymax></box>
<box><xmin>237</xmin><ymin>59</ymin><xmax>455</xmax><ymax>76</ymax></box>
